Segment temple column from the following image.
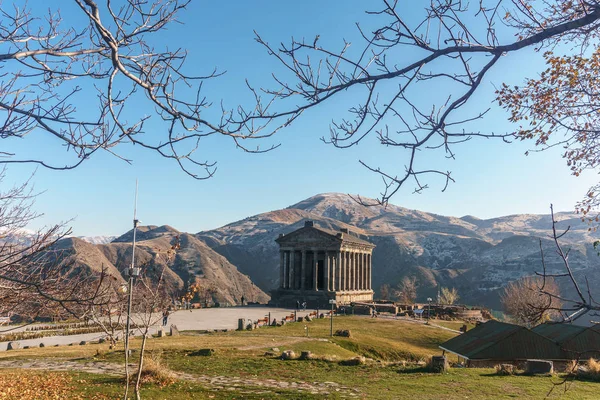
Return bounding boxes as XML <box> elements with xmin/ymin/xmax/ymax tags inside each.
<box><xmin>361</xmin><ymin>253</ymin><xmax>366</xmax><ymax>290</ymax></box>
<box><xmin>343</xmin><ymin>251</ymin><xmax>348</xmax><ymax>291</ymax></box>
<box><xmin>279</xmin><ymin>251</ymin><xmax>285</xmax><ymax>288</ymax></box>
<box><xmin>367</xmin><ymin>253</ymin><xmax>370</xmax><ymax>290</ymax></box>
<box><xmin>353</xmin><ymin>252</ymin><xmax>357</xmax><ymax>291</ymax></box>
<box><xmin>349</xmin><ymin>251</ymin><xmax>354</xmax><ymax>291</ymax></box>
<box><xmin>284</xmin><ymin>251</ymin><xmax>290</xmax><ymax>289</ymax></box>
<box><xmin>349</xmin><ymin>251</ymin><xmax>353</xmax><ymax>290</ymax></box>
<box><xmin>336</xmin><ymin>251</ymin><xmax>342</xmax><ymax>291</ymax></box>
<box><xmin>347</xmin><ymin>252</ymin><xmax>351</xmax><ymax>291</ymax></box>
<box><xmin>356</xmin><ymin>252</ymin><xmax>362</xmax><ymax>290</ymax></box>
<box><xmin>325</xmin><ymin>251</ymin><xmax>330</xmax><ymax>291</ymax></box>
<box><xmin>313</xmin><ymin>249</ymin><xmax>319</xmax><ymax>291</ymax></box>
<box><xmin>300</xmin><ymin>250</ymin><xmax>306</xmax><ymax>290</ymax></box>
<box><xmin>339</xmin><ymin>250</ymin><xmax>346</xmax><ymax>290</ymax></box>
<box><xmin>354</xmin><ymin>252</ymin><xmax>358</xmax><ymax>291</ymax></box>
<box><xmin>289</xmin><ymin>250</ymin><xmax>295</xmax><ymax>289</ymax></box>
<box><xmin>357</xmin><ymin>252</ymin><xmax>361</xmax><ymax>290</ymax></box>
<box><xmin>364</xmin><ymin>253</ymin><xmax>368</xmax><ymax>290</ymax></box>
<box><xmin>331</xmin><ymin>252</ymin><xmax>336</xmax><ymax>291</ymax></box>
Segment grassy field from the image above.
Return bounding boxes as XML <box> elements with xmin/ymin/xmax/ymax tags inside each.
<box><xmin>0</xmin><ymin>316</ymin><xmax>599</xmax><ymax>399</ymax></box>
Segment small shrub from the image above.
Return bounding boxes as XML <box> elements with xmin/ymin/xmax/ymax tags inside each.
<box><xmin>578</xmin><ymin>358</ymin><xmax>600</xmax><ymax>381</ymax></box>
<box><xmin>133</xmin><ymin>352</ymin><xmax>177</xmax><ymax>388</ymax></box>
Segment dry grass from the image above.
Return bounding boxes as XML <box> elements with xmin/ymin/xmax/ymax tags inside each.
<box><xmin>133</xmin><ymin>351</ymin><xmax>177</xmax><ymax>388</ymax></box>
<box><xmin>577</xmin><ymin>358</ymin><xmax>600</xmax><ymax>381</ymax></box>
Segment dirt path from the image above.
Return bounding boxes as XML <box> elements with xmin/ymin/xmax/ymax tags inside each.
<box><xmin>0</xmin><ymin>359</ymin><xmax>360</xmax><ymax>397</ymax></box>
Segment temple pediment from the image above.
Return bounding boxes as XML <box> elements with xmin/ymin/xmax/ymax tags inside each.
<box><xmin>276</xmin><ymin>226</ymin><xmax>340</xmax><ymax>248</ymax></box>
<box><xmin>276</xmin><ymin>220</ymin><xmax>375</xmax><ymax>250</ymax></box>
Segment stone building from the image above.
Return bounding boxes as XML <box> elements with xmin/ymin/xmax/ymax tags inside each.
<box><xmin>270</xmin><ymin>221</ymin><xmax>375</xmax><ymax>308</ymax></box>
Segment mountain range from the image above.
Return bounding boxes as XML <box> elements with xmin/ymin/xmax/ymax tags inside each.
<box><xmin>196</xmin><ymin>193</ymin><xmax>600</xmax><ymax>309</ymax></box>
<box><xmin>43</xmin><ymin>193</ymin><xmax>600</xmax><ymax>310</ymax></box>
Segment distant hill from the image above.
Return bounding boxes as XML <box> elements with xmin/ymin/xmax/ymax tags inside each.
<box><xmin>196</xmin><ymin>193</ymin><xmax>600</xmax><ymax>309</ymax></box>
<box><xmin>48</xmin><ymin>225</ymin><xmax>269</xmax><ymax>305</ymax></box>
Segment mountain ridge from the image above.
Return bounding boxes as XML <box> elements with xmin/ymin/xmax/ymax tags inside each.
<box><xmin>46</xmin><ymin>225</ymin><xmax>269</xmax><ymax>306</ymax></box>
<box><xmin>196</xmin><ymin>192</ymin><xmax>599</xmax><ymax>309</ymax></box>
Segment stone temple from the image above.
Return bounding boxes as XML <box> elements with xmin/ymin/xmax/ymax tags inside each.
<box><xmin>270</xmin><ymin>221</ymin><xmax>375</xmax><ymax>308</ymax></box>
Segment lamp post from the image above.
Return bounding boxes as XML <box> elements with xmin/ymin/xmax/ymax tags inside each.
<box><xmin>329</xmin><ymin>299</ymin><xmax>336</xmax><ymax>337</ymax></box>
<box><xmin>427</xmin><ymin>297</ymin><xmax>432</xmax><ymax>324</ymax></box>
<box><xmin>124</xmin><ymin>180</ymin><xmax>140</xmax><ymax>399</ymax></box>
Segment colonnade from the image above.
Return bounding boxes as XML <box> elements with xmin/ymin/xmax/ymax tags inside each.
<box><xmin>279</xmin><ymin>248</ymin><xmax>372</xmax><ymax>292</ymax></box>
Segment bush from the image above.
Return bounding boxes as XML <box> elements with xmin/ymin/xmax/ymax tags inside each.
<box><xmin>578</xmin><ymin>358</ymin><xmax>600</xmax><ymax>381</ymax></box>
<box><xmin>133</xmin><ymin>352</ymin><xmax>177</xmax><ymax>388</ymax></box>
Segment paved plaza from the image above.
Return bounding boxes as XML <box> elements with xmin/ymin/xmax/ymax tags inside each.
<box><xmin>0</xmin><ymin>306</ymin><xmax>298</xmax><ymax>351</ymax></box>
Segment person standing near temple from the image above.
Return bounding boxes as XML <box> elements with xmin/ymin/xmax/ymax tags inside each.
<box><xmin>162</xmin><ymin>309</ymin><xmax>170</xmax><ymax>326</ymax></box>
<box><xmin>241</xmin><ymin>295</ymin><xmax>245</xmax><ymax>306</ymax></box>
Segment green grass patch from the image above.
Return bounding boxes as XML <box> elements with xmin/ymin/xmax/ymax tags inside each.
<box><xmin>232</xmin><ymin>316</ymin><xmax>456</xmax><ymax>361</ymax></box>
<box><xmin>5</xmin><ymin>317</ymin><xmax>600</xmax><ymax>399</ymax></box>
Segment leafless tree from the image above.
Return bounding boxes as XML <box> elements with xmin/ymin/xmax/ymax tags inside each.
<box><xmin>1</xmin><ymin>0</ymin><xmax>293</xmax><ymax>179</ymax></box>
<box><xmin>394</xmin><ymin>276</ymin><xmax>417</xmax><ymax>304</ymax></box>
<box><xmin>130</xmin><ymin>267</ymin><xmax>171</xmax><ymax>400</ymax></box>
<box><xmin>501</xmin><ymin>276</ymin><xmax>561</xmax><ymax>327</ymax></box>
<box><xmin>254</xmin><ymin>0</ymin><xmax>600</xmax><ymax>205</ymax></box>
<box><xmin>534</xmin><ymin>205</ymin><xmax>600</xmax><ymax>323</ymax></box>
<box><xmin>184</xmin><ymin>278</ymin><xmax>217</xmax><ymax>308</ymax></box>
<box><xmin>439</xmin><ymin>287</ymin><xmax>460</xmax><ymax>305</ymax></box>
<box><xmin>379</xmin><ymin>283</ymin><xmax>391</xmax><ymax>301</ymax></box>
<box><xmin>0</xmin><ymin>168</ymin><xmax>115</xmax><ymax>325</ymax></box>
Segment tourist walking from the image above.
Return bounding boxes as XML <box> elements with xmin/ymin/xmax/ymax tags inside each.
<box><xmin>241</xmin><ymin>295</ymin><xmax>245</xmax><ymax>306</ymax></box>
<box><xmin>162</xmin><ymin>309</ymin><xmax>170</xmax><ymax>326</ymax></box>
<box><xmin>371</xmin><ymin>306</ymin><xmax>378</xmax><ymax>318</ymax></box>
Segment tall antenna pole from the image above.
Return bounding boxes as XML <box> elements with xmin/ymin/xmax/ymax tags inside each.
<box><xmin>124</xmin><ymin>180</ymin><xmax>140</xmax><ymax>399</ymax></box>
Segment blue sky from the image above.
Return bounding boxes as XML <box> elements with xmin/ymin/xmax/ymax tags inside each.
<box><xmin>3</xmin><ymin>1</ymin><xmax>597</xmax><ymax>236</ymax></box>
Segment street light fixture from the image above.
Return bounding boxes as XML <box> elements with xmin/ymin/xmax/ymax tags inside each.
<box><xmin>427</xmin><ymin>297</ymin><xmax>433</xmax><ymax>324</ymax></box>
<box><xmin>329</xmin><ymin>299</ymin><xmax>337</xmax><ymax>337</ymax></box>
<box><xmin>123</xmin><ymin>180</ymin><xmax>140</xmax><ymax>398</ymax></box>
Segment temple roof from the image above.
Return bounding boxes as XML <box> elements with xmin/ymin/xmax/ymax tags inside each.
<box><xmin>275</xmin><ymin>220</ymin><xmax>375</xmax><ymax>248</ymax></box>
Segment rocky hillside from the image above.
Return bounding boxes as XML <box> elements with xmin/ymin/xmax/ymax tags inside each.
<box><xmin>196</xmin><ymin>193</ymin><xmax>600</xmax><ymax>309</ymax></box>
<box><xmin>47</xmin><ymin>225</ymin><xmax>269</xmax><ymax>305</ymax></box>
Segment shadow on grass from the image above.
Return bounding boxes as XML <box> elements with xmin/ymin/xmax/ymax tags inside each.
<box><xmin>396</xmin><ymin>366</ymin><xmax>434</xmax><ymax>374</ymax></box>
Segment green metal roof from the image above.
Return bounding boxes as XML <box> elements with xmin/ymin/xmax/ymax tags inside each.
<box><xmin>532</xmin><ymin>323</ymin><xmax>586</xmax><ymax>343</ymax></box>
<box><xmin>439</xmin><ymin>320</ymin><xmax>521</xmax><ymax>359</ymax></box>
<box><xmin>439</xmin><ymin>320</ymin><xmax>569</xmax><ymax>361</ymax></box>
